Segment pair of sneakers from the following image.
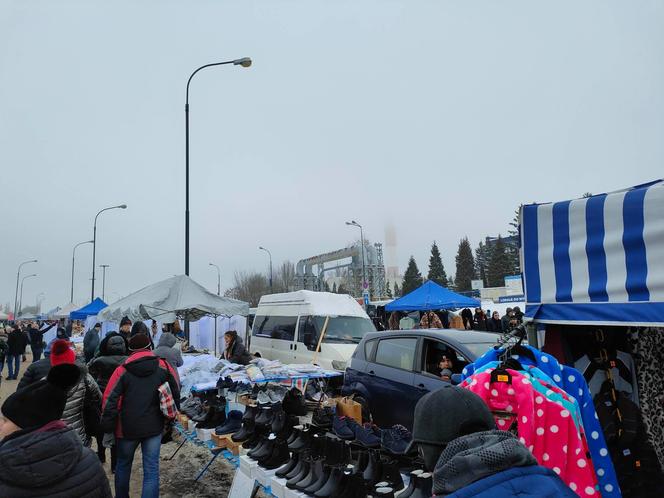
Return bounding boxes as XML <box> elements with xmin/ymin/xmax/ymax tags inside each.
<box><xmin>257</xmin><ymin>389</ymin><xmax>282</xmax><ymax>405</ymax></box>
<box><xmin>333</xmin><ymin>416</ymin><xmax>382</xmax><ymax>448</ymax></box>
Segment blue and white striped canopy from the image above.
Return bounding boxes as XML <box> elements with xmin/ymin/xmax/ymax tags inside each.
<box><xmin>520</xmin><ymin>179</ymin><xmax>664</xmax><ymax>326</ymax></box>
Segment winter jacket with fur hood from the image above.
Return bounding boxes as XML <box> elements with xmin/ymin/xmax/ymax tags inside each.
<box><xmin>0</xmin><ymin>420</ymin><xmax>112</xmax><ymax>497</ymax></box>
<box><xmin>154</xmin><ymin>332</ymin><xmax>183</xmax><ymax>369</ymax></box>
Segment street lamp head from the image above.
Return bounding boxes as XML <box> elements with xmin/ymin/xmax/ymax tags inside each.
<box><xmin>118</xmin><ymin>204</ymin><xmax>127</xmax><ymax>209</ymax></box>
<box><xmin>27</xmin><ymin>273</ymin><xmax>37</xmax><ymax>278</ymax></box>
<box><xmin>31</xmin><ymin>259</ymin><xmax>38</xmax><ymax>263</ymax></box>
<box><xmin>233</xmin><ymin>57</ymin><xmax>252</xmax><ymax>68</ymax></box>
<box><xmin>86</xmin><ymin>240</ymin><xmax>94</xmax><ymax>244</ymax></box>
<box><xmin>259</xmin><ymin>246</ymin><xmax>265</xmax><ymax>251</ymax></box>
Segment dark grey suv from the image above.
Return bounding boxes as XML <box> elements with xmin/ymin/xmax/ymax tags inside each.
<box><xmin>341</xmin><ymin>329</ymin><xmax>498</xmax><ymax>429</ymax></box>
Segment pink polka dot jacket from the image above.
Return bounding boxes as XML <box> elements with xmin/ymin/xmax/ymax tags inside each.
<box><xmin>461</xmin><ymin>369</ymin><xmax>599</xmax><ymax>496</ymax></box>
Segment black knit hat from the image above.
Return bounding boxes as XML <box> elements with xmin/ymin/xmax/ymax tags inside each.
<box><xmin>120</xmin><ymin>316</ymin><xmax>132</xmax><ymax>327</ymax></box>
<box><xmin>407</xmin><ymin>385</ymin><xmax>495</xmax><ymax>470</ymax></box>
<box><xmin>129</xmin><ymin>333</ymin><xmax>151</xmax><ymax>351</ymax></box>
<box><xmin>130</xmin><ymin>321</ymin><xmax>149</xmax><ymax>337</ymax></box>
<box><xmin>1</xmin><ymin>364</ymin><xmax>80</xmax><ymax>430</ymax></box>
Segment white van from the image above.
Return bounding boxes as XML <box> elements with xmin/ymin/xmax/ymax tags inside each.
<box><xmin>249</xmin><ymin>290</ymin><xmax>376</xmax><ymax>371</ymax></box>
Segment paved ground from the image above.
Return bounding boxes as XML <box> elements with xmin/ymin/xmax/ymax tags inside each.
<box><xmin>0</xmin><ymin>351</ymin><xmax>247</xmax><ymax>497</ymax></box>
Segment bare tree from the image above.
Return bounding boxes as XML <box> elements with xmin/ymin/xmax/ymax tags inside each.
<box><xmin>275</xmin><ymin>261</ymin><xmax>296</xmax><ymax>293</ymax></box>
<box><xmin>228</xmin><ymin>271</ymin><xmax>269</xmax><ymax>307</ymax></box>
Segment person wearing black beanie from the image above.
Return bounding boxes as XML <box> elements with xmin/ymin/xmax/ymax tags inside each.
<box><xmin>0</xmin><ymin>364</ymin><xmax>112</xmax><ymax>497</ymax></box>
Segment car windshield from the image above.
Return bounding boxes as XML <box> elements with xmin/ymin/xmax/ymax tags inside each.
<box><xmin>465</xmin><ymin>342</ymin><xmax>498</xmax><ymax>359</ymax></box>
<box><xmin>312</xmin><ymin>316</ymin><xmax>376</xmax><ymax>344</ymax></box>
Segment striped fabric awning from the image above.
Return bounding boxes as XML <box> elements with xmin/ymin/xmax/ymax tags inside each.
<box><xmin>520</xmin><ymin>179</ymin><xmax>664</xmax><ymax>326</ymax></box>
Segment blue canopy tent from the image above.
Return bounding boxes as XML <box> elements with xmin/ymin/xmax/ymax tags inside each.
<box><xmin>520</xmin><ymin>179</ymin><xmax>664</xmax><ymax>326</ymax></box>
<box><xmin>70</xmin><ymin>298</ymin><xmax>108</xmax><ymax>320</ymax></box>
<box><xmin>385</xmin><ymin>280</ymin><xmax>480</xmax><ymax>311</ymax></box>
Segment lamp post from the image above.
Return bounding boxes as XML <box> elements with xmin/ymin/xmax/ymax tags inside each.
<box><xmin>91</xmin><ymin>204</ymin><xmax>127</xmax><ymax>301</ymax></box>
<box><xmin>209</xmin><ymin>263</ymin><xmax>221</xmax><ymax>295</ymax></box>
<box><xmin>14</xmin><ymin>259</ymin><xmax>37</xmax><ymax>320</ymax></box>
<box><xmin>259</xmin><ymin>246</ymin><xmax>273</xmax><ymax>294</ymax></box>
<box><xmin>346</xmin><ymin>220</ymin><xmax>368</xmax><ymax>305</ymax></box>
<box><xmin>100</xmin><ymin>265</ymin><xmax>110</xmax><ymax>301</ymax></box>
<box><xmin>71</xmin><ymin>240</ymin><xmax>93</xmax><ymax>303</ymax></box>
<box><xmin>184</xmin><ymin>57</ymin><xmax>252</xmax><ymax>276</ymax></box>
<box><xmin>19</xmin><ymin>274</ymin><xmax>37</xmax><ymax>316</ymax></box>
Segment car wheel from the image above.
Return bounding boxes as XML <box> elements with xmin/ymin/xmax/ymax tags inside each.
<box><xmin>354</xmin><ymin>395</ymin><xmax>371</xmax><ymax>423</ymax></box>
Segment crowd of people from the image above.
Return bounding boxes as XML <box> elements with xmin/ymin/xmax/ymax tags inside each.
<box><xmin>383</xmin><ymin>306</ymin><xmax>524</xmax><ymax>332</ymax></box>
<box><xmin>0</xmin><ymin>317</ymin><xmax>182</xmax><ymax>498</ymax></box>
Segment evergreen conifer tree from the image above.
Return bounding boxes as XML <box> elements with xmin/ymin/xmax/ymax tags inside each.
<box><xmin>393</xmin><ymin>281</ymin><xmax>401</xmax><ymax>297</ymax></box>
<box><xmin>474</xmin><ymin>240</ymin><xmax>492</xmax><ymax>287</ymax></box>
<box><xmin>332</xmin><ymin>282</ymin><xmax>337</xmax><ymax>293</ymax></box>
<box><xmin>385</xmin><ymin>281</ymin><xmax>393</xmax><ymax>298</ymax></box>
<box><xmin>454</xmin><ymin>238</ymin><xmax>476</xmax><ymax>292</ymax></box>
<box><xmin>507</xmin><ymin>206</ymin><xmax>522</xmax><ymax>275</ymax></box>
<box><xmin>486</xmin><ymin>235</ymin><xmax>513</xmax><ymax>287</ymax></box>
<box><xmin>402</xmin><ymin>256</ymin><xmax>423</xmax><ymax>295</ymax></box>
<box><xmin>427</xmin><ymin>241</ymin><xmax>448</xmax><ymax>287</ymax></box>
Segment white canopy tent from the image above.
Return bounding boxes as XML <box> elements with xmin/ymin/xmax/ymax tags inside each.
<box><xmin>97</xmin><ymin>274</ymin><xmax>249</xmax><ymax>323</ymax></box>
<box><xmin>50</xmin><ymin>303</ymin><xmax>80</xmax><ymax>320</ymax></box>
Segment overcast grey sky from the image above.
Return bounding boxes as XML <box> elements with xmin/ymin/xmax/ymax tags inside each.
<box><xmin>1</xmin><ymin>0</ymin><xmax>662</xmax><ymax>312</ymax></box>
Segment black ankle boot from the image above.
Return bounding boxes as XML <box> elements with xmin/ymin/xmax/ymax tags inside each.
<box><xmin>362</xmin><ymin>450</ymin><xmax>382</xmax><ymax>486</ymax></box>
<box><xmin>243</xmin><ymin>405</ymin><xmax>258</xmax><ymax>422</ymax></box>
<box><xmin>285</xmin><ymin>456</ymin><xmax>307</xmax><ymax>481</ymax></box>
<box><xmin>259</xmin><ymin>439</ymin><xmax>290</xmax><ymax>470</ymax></box>
<box><xmin>379</xmin><ymin>457</ymin><xmax>404</xmax><ymax>491</ymax></box>
<box><xmin>250</xmin><ymin>437</ymin><xmax>275</xmax><ymax>461</ymax></box>
<box><xmin>275</xmin><ymin>451</ymin><xmax>299</xmax><ymax>478</ymax></box>
<box><xmin>286</xmin><ymin>459</ymin><xmax>311</xmax><ymax>489</ymax></box>
<box><xmin>409</xmin><ymin>472</ymin><xmax>433</xmax><ymax>498</ymax></box>
<box><xmin>351</xmin><ymin>450</ymin><xmax>369</xmax><ymax>475</ymax></box>
<box><xmin>289</xmin><ymin>427</ymin><xmax>312</xmax><ymax>452</ymax></box>
<box><xmin>314</xmin><ymin>467</ymin><xmax>344</xmax><ymax>498</ymax></box>
<box><xmin>232</xmin><ymin>418</ymin><xmax>255</xmax><ymax>443</ymax></box>
<box><xmin>398</xmin><ymin>469</ymin><xmax>424</xmax><ymax>498</ymax></box>
<box><xmin>295</xmin><ymin>458</ymin><xmax>323</xmax><ymax>491</ymax></box>
<box><xmin>303</xmin><ymin>462</ymin><xmax>330</xmax><ymax>495</ymax></box>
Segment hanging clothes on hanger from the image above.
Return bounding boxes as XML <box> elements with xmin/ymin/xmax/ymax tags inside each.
<box><xmin>627</xmin><ymin>327</ymin><xmax>664</xmax><ymax>468</ymax></box>
<box><xmin>461</xmin><ymin>368</ymin><xmax>598</xmax><ymax>495</ymax></box>
<box><xmin>463</xmin><ymin>345</ymin><xmax>621</xmax><ymax>498</ymax></box>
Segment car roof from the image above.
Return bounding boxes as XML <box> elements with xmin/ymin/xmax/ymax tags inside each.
<box><xmin>362</xmin><ymin>328</ymin><xmax>500</xmax><ymax>346</ymax></box>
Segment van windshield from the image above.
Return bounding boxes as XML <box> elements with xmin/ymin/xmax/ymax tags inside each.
<box><xmin>310</xmin><ymin>316</ymin><xmax>376</xmax><ymax>344</ymax></box>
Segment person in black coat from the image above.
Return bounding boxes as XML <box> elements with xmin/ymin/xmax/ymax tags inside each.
<box><xmin>0</xmin><ymin>363</ymin><xmax>112</xmax><ymax>497</ymax></box>
<box><xmin>101</xmin><ymin>334</ymin><xmax>180</xmax><ymax>498</ymax></box>
<box><xmin>487</xmin><ymin>311</ymin><xmax>503</xmax><ymax>333</ymax></box>
<box><xmin>88</xmin><ymin>333</ymin><xmax>128</xmax><ymax>471</ymax></box>
<box><xmin>222</xmin><ymin>330</ymin><xmax>252</xmax><ymax>365</ymax></box>
<box><xmin>6</xmin><ymin>323</ymin><xmax>28</xmax><ymax>380</ymax></box>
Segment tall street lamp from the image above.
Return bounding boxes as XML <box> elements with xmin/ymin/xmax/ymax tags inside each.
<box><xmin>209</xmin><ymin>263</ymin><xmax>221</xmax><ymax>295</ymax></box>
<box><xmin>19</xmin><ymin>273</ymin><xmax>37</xmax><ymax>316</ymax></box>
<box><xmin>346</xmin><ymin>220</ymin><xmax>368</xmax><ymax>304</ymax></box>
<box><xmin>100</xmin><ymin>264</ymin><xmax>110</xmax><ymax>301</ymax></box>
<box><xmin>14</xmin><ymin>259</ymin><xmax>37</xmax><ymax>320</ymax></box>
<box><xmin>259</xmin><ymin>246</ymin><xmax>273</xmax><ymax>294</ymax></box>
<box><xmin>184</xmin><ymin>57</ymin><xmax>252</xmax><ymax>276</ymax></box>
<box><xmin>91</xmin><ymin>204</ymin><xmax>127</xmax><ymax>301</ymax></box>
<box><xmin>71</xmin><ymin>240</ymin><xmax>93</xmax><ymax>303</ymax></box>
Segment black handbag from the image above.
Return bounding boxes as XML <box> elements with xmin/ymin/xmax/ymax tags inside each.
<box><xmin>312</xmin><ymin>405</ymin><xmax>335</xmax><ymax>428</ymax></box>
<box><xmin>282</xmin><ymin>388</ymin><xmax>308</xmax><ymax>416</ymax></box>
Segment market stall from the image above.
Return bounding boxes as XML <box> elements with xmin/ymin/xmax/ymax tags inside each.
<box><xmin>518</xmin><ymin>179</ymin><xmax>664</xmax><ymax>497</ymax></box>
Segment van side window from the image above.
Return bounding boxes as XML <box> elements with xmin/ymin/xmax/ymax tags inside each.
<box><xmin>252</xmin><ymin>315</ymin><xmax>297</xmax><ymax>341</ymax></box>
<box><xmin>374</xmin><ymin>338</ymin><xmax>417</xmax><ymax>371</ymax></box>
<box><xmin>298</xmin><ymin>315</ymin><xmax>321</xmax><ymax>348</ymax></box>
